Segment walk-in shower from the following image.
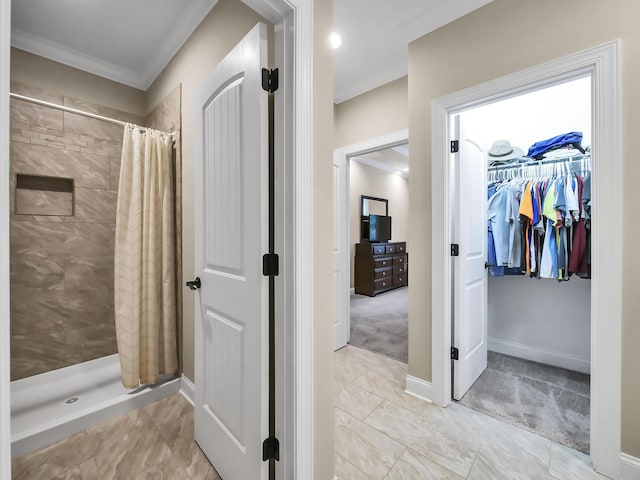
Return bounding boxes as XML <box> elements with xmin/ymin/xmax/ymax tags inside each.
<box><xmin>8</xmin><ymin>82</ymin><xmax>182</xmax><ymax>456</ymax></box>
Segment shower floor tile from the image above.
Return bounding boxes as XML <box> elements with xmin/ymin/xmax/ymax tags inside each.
<box><xmin>11</xmin><ymin>393</ymin><xmax>220</xmax><ymax>480</ymax></box>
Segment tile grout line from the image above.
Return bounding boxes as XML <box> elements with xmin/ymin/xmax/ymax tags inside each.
<box><xmin>337</xmin><ymin>405</ymin><xmax>410</xmax><ymax>468</ymax></box>
<box><xmin>335</xmin><ymin>451</ymin><xmax>375</xmax><ymax>480</ymax></box>
<box><xmin>382</xmin><ymin>446</ymin><xmax>407</xmax><ymax>480</ymax></box>
<box><xmin>465</xmin><ymin>448</ymin><xmax>481</xmax><ymax>480</ymax></box>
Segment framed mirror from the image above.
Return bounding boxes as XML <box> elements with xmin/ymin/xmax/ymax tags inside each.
<box><xmin>361</xmin><ymin>195</ymin><xmax>388</xmax><ymax>217</ymax></box>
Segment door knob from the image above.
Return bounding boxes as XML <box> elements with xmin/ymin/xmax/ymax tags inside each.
<box><xmin>186</xmin><ymin>277</ymin><xmax>201</xmax><ymax>290</ymax></box>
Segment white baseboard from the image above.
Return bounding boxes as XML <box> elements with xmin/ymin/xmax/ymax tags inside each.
<box><xmin>349</xmin><ymin>287</ymin><xmax>355</xmax><ymax>295</ymax></box>
<box><xmin>404</xmin><ymin>375</ymin><xmax>433</xmax><ymax>403</ymax></box>
<box><xmin>488</xmin><ymin>337</ymin><xmax>590</xmax><ymax>374</ymax></box>
<box><xmin>180</xmin><ymin>375</ymin><xmax>195</xmax><ymax>406</ymax></box>
<box><xmin>621</xmin><ymin>453</ymin><xmax>640</xmax><ymax>479</ymax></box>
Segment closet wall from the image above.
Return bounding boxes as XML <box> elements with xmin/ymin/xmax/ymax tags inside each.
<box><xmin>460</xmin><ymin>77</ymin><xmax>592</xmax><ymax>373</ymax></box>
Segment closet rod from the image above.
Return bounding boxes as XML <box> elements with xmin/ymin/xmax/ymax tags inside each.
<box><xmin>9</xmin><ymin>92</ymin><xmax>176</xmax><ymax>138</ymax></box>
<box><xmin>487</xmin><ymin>153</ymin><xmax>590</xmax><ymax>172</ymax></box>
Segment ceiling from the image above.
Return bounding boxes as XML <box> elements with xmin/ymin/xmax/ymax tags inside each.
<box><xmin>11</xmin><ymin>0</ymin><xmax>493</xmax><ymax>100</ymax></box>
<box><xmin>333</xmin><ymin>0</ymin><xmax>494</xmax><ymax>103</ymax></box>
<box><xmin>11</xmin><ymin>0</ymin><xmax>218</xmax><ymax>90</ymax></box>
<box><xmin>352</xmin><ymin>144</ymin><xmax>409</xmax><ymax>178</ymax></box>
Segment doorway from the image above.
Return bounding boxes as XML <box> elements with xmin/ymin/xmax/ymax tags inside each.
<box><xmin>349</xmin><ymin>148</ymin><xmax>409</xmax><ymax>362</ymax></box>
<box><xmin>451</xmin><ymin>76</ymin><xmax>592</xmax><ymax>453</ymax></box>
<box><xmin>431</xmin><ymin>42</ymin><xmax>621</xmax><ymax>478</ymax></box>
<box><xmin>333</xmin><ymin>131</ymin><xmax>409</xmax><ymax>358</ymax></box>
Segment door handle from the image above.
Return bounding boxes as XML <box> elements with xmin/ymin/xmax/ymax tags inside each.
<box><xmin>186</xmin><ymin>277</ymin><xmax>201</xmax><ymax>290</ymax></box>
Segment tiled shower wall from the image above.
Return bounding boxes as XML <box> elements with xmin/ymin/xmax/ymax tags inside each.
<box><xmin>9</xmin><ymin>82</ymin><xmax>143</xmax><ymax>381</ymax></box>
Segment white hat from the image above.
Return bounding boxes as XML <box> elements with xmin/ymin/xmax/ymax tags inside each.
<box><xmin>488</xmin><ymin>140</ymin><xmax>524</xmax><ymax>163</ymax></box>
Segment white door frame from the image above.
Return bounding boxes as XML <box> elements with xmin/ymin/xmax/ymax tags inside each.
<box><xmin>333</xmin><ymin>150</ymin><xmax>350</xmax><ymax>350</ymax></box>
<box><xmin>333</xmin><ymin>130</ymin><xmax>409</xmax><ymax>349</ymax></box>
<box><xmin>0</xmin><ymin>1</ymin><xmax>315</xmax><ymax>479</ymax></box>
<box><xmin>431</xmin><ymin>42</ymin><xmax>621</xmax><ymax>478</ymax></box>
<box><xmin>0</xmin><ymin>0</ymin><xmax>11</xmax><ymax>478</ymax></box>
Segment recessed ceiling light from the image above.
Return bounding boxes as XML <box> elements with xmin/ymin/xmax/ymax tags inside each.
<box><xmin>330</xmin><ymin>32</ymin><xmax>342</xmax><ymax>49</ymax></box>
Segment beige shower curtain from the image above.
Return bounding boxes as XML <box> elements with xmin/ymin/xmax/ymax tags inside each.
<box><xmin>114</xmin><ymin>124</ymin><xmax>178</xmax><ymax>388</ymax></box>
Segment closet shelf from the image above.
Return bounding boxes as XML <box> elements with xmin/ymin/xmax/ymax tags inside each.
<box><xmin>488</xmin><ymin>153</ymin><xmax>591</xmax><ymax>182</ymax></box>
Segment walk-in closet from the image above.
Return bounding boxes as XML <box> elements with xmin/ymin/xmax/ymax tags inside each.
<box><xmin>453</xmin><ymin>76</ymin><xmax>592</xmax><ymax>453</ymax></box>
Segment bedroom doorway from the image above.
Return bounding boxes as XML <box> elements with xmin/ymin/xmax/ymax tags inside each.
<box><xmin>333</xmin><ymin>131</ymin><xmax>409</xmax><ymax>363</ymax></box>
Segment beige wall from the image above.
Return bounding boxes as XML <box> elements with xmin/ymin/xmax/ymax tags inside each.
<box><xmin>408</xmin><ymin>0</ymin><xmax>640</xmax><ymax>457</ymax></box>
<box><xmin>334</xmin><ymin>76</ymin><xmax>408</xmax><ymax>148</ymax></box>
<box><xmin>145</xmin><ymin>0</ymin><xmax>270</xmax><ymax>382</ymax></box>
<box><xmin>349</xmin><ymin>162</ymin><xmax>409</xmax><ymax>287</ymax></box>
<box><xmin>313</xmin><ymin>0</ymin><xmax>336</xmax><ymax>477</ymax></box>
<box><xmin>10</xmin><ymin>49</ymin><xmax>146</xmax><ymax>117</ymax></box>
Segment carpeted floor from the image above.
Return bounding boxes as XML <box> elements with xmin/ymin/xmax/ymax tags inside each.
<box><xmin>458</xmin><ymin>351</ymin><xmax>591</xmax><ymax>453</ymax></box>
<box><xmin>349</xmin><ymin>287</ymin><xmax>408</xmax><ymax>363</ymax></box>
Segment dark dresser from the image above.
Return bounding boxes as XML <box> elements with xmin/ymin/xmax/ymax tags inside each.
<box><xmin>354</xmin><ymin>242</ymin><xmax>408</xmax><ymax>296</ymax></box>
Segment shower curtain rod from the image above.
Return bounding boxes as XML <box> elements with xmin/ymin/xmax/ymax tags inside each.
<box><xmin>9</xmin><ymin>92</ymin><xmax>176</xmax><ymax>138</ymax></box>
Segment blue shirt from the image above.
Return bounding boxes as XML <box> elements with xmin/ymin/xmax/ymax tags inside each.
<box><xmin>488</xmin><ymin>184</ymin><xmax>510</xmax><ymax>267</ymax></box>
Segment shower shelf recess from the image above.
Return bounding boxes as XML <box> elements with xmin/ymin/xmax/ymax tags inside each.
<box><xmin>14</xmin><ymin>173</ymin><xmax>74</xmax><ymax>216</ymax></box>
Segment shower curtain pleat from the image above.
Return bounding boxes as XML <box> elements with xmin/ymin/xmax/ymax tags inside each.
<box><xmin>114</xmin><ymin>125</ymin><xmax>178</xmax><ymax>388</ymax></box>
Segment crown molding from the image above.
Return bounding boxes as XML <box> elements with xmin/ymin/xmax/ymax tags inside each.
<box><xmin>351</xmin><ymin>155</ymin><xmax>408</xmax><ymax>179</ymax></box>
<box><xmin>11</xmin><ymin>28</ymin><xmax>145</xmax><ymax>89</ymax></box>
<box><xmin>140</xmin><ymin>0</ymin><xmax>219</xmax><ymax>89</ymax></box>
<box><xmin>334</xmin><ymin>60</ymin><xmax>407</xmax><ymax>104</ymax></box>
<box><xmin>11</xmin><ymin>0</ymin><xmax>218</xmax><ymax>91</ymax></box>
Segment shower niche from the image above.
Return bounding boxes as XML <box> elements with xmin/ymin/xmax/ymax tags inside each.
<box><xmin>14</xmin><ymin>174</ymin><xmax>74</xmax><ymax>217</ymax></box>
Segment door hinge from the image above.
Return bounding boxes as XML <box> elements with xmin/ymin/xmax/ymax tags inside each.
<box><xmin>262</xmin><ymin>68</ymin><xmax>279</xmax><ymax>93</ymax></box>
<box><xmin>451</xmin><ymin>347</ymin><xmax>459</xmax><ymax>360</ymax></box>
<box><xmin>262</xmin><ymin>253</ymin><xmax>280</xmax><ymax>276</ymax></box>
<box><xmin>450</xmin><ymin>244</ymin><xmax>459</xmax><ymax>256</ymax></box>
<box><xmin>262</xmin><ymin>436</ymin><xmax>280</xmax><ymax>461</ymax></box>
<box><xmin>451</xmin><ymin>140</ymin><xmax>459</xmax><ymax>153</ymax></box>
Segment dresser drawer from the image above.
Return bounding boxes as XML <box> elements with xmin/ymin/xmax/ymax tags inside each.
<box><xmin>374</xmin><ymin>268</ymin><xmax>393</xmax><ymax>280</ymax></box>
<box><xmin>373</xmin><ymin>257</ymin><xmax>393</xmax><ymax>269</ymax></box>
<box><xmin>395</xmin><ymin>243</ymin><xmax>406</xmax><ymax>253</ymax></box>
<box><xmin>394</xmin><ymin>274</ymin><xmax>407</xmax><ymax>286</ymax></box>
<box><xmin>394</xmin><ymin>265</ymin><xmax>406</xmax><ymax>275</ymax></box>
<box><xmin>374</xmin><ymin>278</ymin><xmax>392</xmax><ymax>290</ymax></box>
<box><xmin>385</xmin><ymin>245</ymin><xmax>396</xmax><ymax>254</ymax></box>
<box><xmin>393</xmin><ymin>255</ymin><xmax>407</xmax><ymax>266</ymax></box>
<box><xmin>372</xmin><ymin>245</ymin><xmax>386</xmax><ymax>255</ymax></box>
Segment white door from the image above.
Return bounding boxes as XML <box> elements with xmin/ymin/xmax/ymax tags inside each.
<box><xmin>452</xmin><ymin>115</ymin><xmax>488</xmax><ymax>400</ymax></box>
<box><xmin>333</xmin><ymin>152</ymin><xmax>349</xmax><ymax>349</ymax></box>
<box><xmin>193</xmin><ymin>23</ymin><xmax>269</xmax><ymax>480</ymax></box>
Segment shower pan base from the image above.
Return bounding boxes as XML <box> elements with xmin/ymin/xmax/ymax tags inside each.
<box><xmin>10</xmin><ymin>354</ymin><xmax>180</xmax><ymax>458</ymax></box>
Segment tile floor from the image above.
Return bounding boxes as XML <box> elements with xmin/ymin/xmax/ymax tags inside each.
<box><xmin>11</xmin><ymin>393</ymin><xmax>220</xmax><ymax>480</ymax></box>
<box><xmin>12</xmin><ymin>345</ymin><xmax>606</xmax><ymax>480</ymax></box>
<box><xmin>335</xmin><ymin>345</ymin><xmax>607</xmax><ymax>480</ymax></box>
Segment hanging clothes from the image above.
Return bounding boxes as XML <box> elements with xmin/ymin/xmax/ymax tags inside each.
<box><xmin>486</xmin><ymin>156</ymin><xmax>591</xmax><ymax>281</ymax></box>
<box><xmin>487</xmin><ymin>182</ymin><xmax>522</xmax><ymax>276</ymax></box>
